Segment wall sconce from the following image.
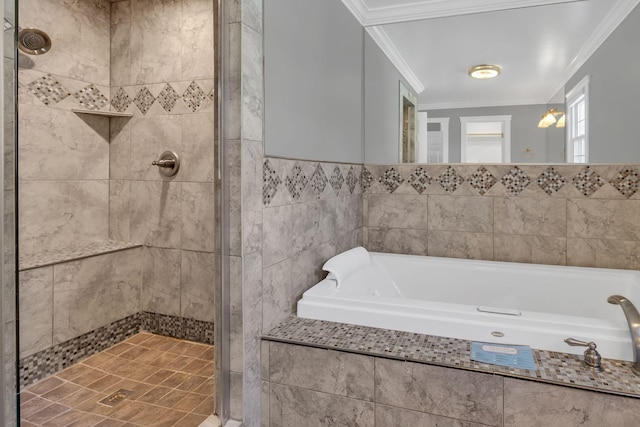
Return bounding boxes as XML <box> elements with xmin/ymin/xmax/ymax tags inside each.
<box><xmin>538</xmin><ymin>108</ymin><xmax>565</xmax><ymax>128</ymax></box>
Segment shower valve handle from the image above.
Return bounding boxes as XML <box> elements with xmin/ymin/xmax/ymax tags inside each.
<box><xmin>151</xmin><ymin>151</ymin><xmax>180</xmax><ymax>177</ymax></box>
<box><xmin>152</xmin><ymin>159</ymin><xmax>175</xmax><ymax>168</ymax></box>
<box><xmin>565</xmin><ymin>338</ymin><xmax>603</xmax><ymax>372</ymax></box>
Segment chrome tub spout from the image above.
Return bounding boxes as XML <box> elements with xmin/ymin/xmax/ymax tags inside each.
<box><xmin>608</xmin><ymin>295</ymin><xmax>640</xmax><ymax>376</ymax></box>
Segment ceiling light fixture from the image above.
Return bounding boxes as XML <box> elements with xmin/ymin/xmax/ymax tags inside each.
<box><xmin>468</xmin><ymin>64</ymin><xmax>501</xmax><ymax>79</ymax></box>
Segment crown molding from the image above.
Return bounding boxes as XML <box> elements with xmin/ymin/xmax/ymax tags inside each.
<box><xmin>366</xmin><ymin>26</ymin><xmax>425</xmax><ymax>94</ymax></box>
<box><xmin>545</xmin><ymin>0</ymin><xmax>640</xmax><ymax>102</ymax></box>
<box><xmin>419</xmin><ymin>97</ymin><xmax>549</xmax><ymax>111</ymax></box>
<box><xmin>342</xmin><ymin>0</ymin><xmax>587</xmax><ymax>26</ymax></box>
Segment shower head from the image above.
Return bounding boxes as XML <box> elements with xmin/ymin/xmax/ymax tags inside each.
<box><xmin>18</xmin><ymin>28</ymin><xmax>51</xmax><ymax>55</ymax></box>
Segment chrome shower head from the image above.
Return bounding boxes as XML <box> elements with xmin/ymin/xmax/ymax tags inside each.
<box><xmin>18</xmin><ymin>28</ymin><xmax>51</xmax><ymax>55</ymax></box>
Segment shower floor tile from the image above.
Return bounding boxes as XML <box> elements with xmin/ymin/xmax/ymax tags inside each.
<box><xmin>20</xmin><ymin>333</ymin><xmax>214</xmax><ymax>427</ymax></box>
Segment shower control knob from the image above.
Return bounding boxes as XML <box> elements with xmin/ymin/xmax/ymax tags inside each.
<box><xmin>152</xmin><ymin>151</ymin><xmax>180</xmax><ymax>177</ymax></box>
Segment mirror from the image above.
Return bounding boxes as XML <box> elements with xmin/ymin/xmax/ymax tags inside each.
<box><xmin>399</xmin><ymin>81</ymin><xmax>418</xmax><ymax>162</ymax></box>
<box><xmin>364</xmin><ymin>0</ymin><xmax>640</xmax><ymax>164</ymax></box>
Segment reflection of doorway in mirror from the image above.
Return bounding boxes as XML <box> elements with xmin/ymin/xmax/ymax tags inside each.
<box><xmin>418</xmin><ymin>113</ymin><xmax>449</xmax><ymax>163</ymax></box>
<box><xmin>460</xmin><ymin>115</ymin><xmax>511</xmax><ymax>163</ymax></box>
<box><xmin>399</xmin><ymin>81</ymin><xmax>418</xmax><ymax>163</ymax></box>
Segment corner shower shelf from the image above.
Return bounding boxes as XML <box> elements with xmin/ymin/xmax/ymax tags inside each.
<box><xmin>72</xmin><ymin>109</ymin><xmax>133</xmax><ymax>118</ymax></box>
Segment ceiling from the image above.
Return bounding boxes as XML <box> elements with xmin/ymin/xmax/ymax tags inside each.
<box><xmin>342</xmin><ymin>0</ymin><xmax>639</xmax><ymax>109</ymax></box>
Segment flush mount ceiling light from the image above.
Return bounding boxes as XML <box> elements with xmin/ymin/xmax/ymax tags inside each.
<box><xmin>468</xmin><ymin>64</ymin><xmax>501</xmax><ymax>80</ymax></box>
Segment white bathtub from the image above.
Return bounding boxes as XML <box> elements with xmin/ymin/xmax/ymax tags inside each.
<box><xmin>297</xmin><ymin>251</ymin><xmax>640</xmax><ymax>362</ymax></box>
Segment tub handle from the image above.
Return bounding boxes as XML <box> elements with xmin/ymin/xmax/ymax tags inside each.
<box><xmin>564</xmin><ymin>338</ymin><xmax>603</xmax><ymax>372</ymax></box>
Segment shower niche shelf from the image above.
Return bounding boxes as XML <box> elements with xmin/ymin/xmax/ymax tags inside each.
<box><xmin>72</xmin><ymin>109</ymin><xmax>133</xmax><ymax>118</ymax></box>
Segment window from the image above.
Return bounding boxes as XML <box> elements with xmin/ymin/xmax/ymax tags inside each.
<box><xmin>566</xmin><ymin>76</ymin><xmax>589</xmax><ymax>163</ymax></box>
<box><xmin>460</xmin><ymin>116</ymin><xmax>511</xmax><ymax>163</ymax></box>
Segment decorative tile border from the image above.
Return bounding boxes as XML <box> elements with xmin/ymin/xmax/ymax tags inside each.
<box><xmin>262</xmin><ymin>158</ymin><xmax>362</xmax><ymax>207</ymax></box>
<box><xmin>19</xmin><ymin>240</ymin><xmax>142</xmax><ymax>271</ymax></box>
<box><xmin>362</xmin><ymin>164</ymin><xmax>640</xmax><ymax>199</ymax></box>
<box><xmin>264</xmin><ymin>316</ymin><xmax>640</xmax><ymax>399</ymax></box>
<box><xmin>19</xmin><ymin>312</ymin><xmax>215</xmax><ymax>389</ymax></box>
<box><xmin>21</xmin><ymin>72</ymin><xmax>214</xmax><ymax>115</ymax></box>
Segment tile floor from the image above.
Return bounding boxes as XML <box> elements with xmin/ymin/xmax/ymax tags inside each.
<box><xmin>20</xmin><ymin>332</ymin><xmax>215</xmax><ymax>426</ymax></box>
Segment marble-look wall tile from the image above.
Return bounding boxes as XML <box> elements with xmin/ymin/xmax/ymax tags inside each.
<box><xmin>262</xmin><ymin>204</ymin><xmax>292</xmax><ymax>268</ymax></box>
<box><xmin>182</xmin><ymin>182</ymin><xmax>216</xmax><ymax>252</ymax></box>
<box><xmin>291</xmin><ymin>200</ymin><xmax>337</xmax><ymax>254</ymax></box>
<box><xmin>567</xmin><ymin>238</ymin><xmax>640</xmax><ymax>270</ymax></box>
<box><xmin>18</xmin><ymin>106</ymin><xmax>109</xmax><ymax>181</ymax></box>
<box><xmin>109</xmin><ymin>116</ymin><xmax>131</xmax><ymax>180</ymax></box>
<box><xmin>290</xmin><ymin>241</ymin><xmax>338</xmax><ymax>312</ymax></box>
<box><xmin>130</xmin><ymin>0</ymin><xmax>182</xmax><ymax>84</ymax></box>
<box><xmin>375</xmin><ymin>404</ymin><xmax>486</xmax><ymax>427</ymax></box>
<box><xmin>494</xmin><ymin>197</ymin><xmax>567</xmax><ymax>237</ymax></box>
<box><xmin>142</xmin><ymin>246</ymin><xmax>181</xmax><ymax>317</ymax></box>
<box><xmin>269</xmin><ymin>342</ymin><xmax>374</xmax><ymax>401</ymax></box>
<box><xmin>504</xmin><ymin>378</ymin><xmax>640</xmax><ymax>426</ymax></box>
<box><xmin>230</xmin><ymin>370</ymin><xmax>244</xmax><ymax>420</ymax></box>
<box><xmin>181</xmin><ymin>250</ymin><xmax>216</xmax><ymax>323</ymax></box>
<box><xmin>262</xmin><ymin>259</ymin><xmax>292</xmax><ymax>333</ymax></box>
<box><xmin>375</xmin><ymin>358</ymin><xmax>503</xmax><ymax>426</ymax></box>
<box><xmin>19</xmin><ymin>267</ymin><xmax>53</xmax><ymax>359</ymax></box>
<box><xmin>181</xmin><ymin>0</ymin><xmax>215</xmax><ymax>81</ymax></box>
<box><xmin>53</xmin><ymin>248</ymin><xmax>141</xmax><ymax>344</ymax></box>
<box><xmin>228</xmin><ymin>139</ymin><xmax>242</xmax><ymax>257</ymax></box>
<box><xmin>19</xmin><ymin>180</ymin><xmax>109</xmax><ymax>256</ymax></box>
<box><xmin>109</xmin><ymin>179</ymin><xmax>130</xmax><ymax>241</ymax></box>
<box><xmin>269</xmin><ymin>383</ymin><xmax>374</xmax><ymax>427</ymax></box>
<box><xmin>20</xmin><ymin>0</ymin><xmax>110</xmax><ymax>85</ymax></box>
<box><xmin>367</xmin><ymin>194</ymin><xmax>428</xmax><ymax>229</ymax></box>
<box><xmin>130</xmin><ymin>115</ymin><xmax>182</xmax><ymax>181</ymax></box>
<box><xmin>229</xmin><ymin>256</ymin><xmax>243</xmax><ymax>373</ymax></box>
<box><xmin>243</xmin><ymin>252</ymin><xmax>264</xmax><ymax>425</ymax></box>
<box><xmin>241</xmin><ymin>24</ymin><xmax>264</xmax><ymax>143</ymax></box>
<box><xmin>181</xmin><ymin>113</ymin><xmax>215</xmax><ymax>182</ymax></box>
<box><xmin>428</xmin><ymin>231</ymin><xmax>493</xmax><ymax>260</ymax></box>
<box><xmin>428</xmin><ymin>195</ymin><xmax>493</xmax><ymax>233</ymax></box>
<box><xmin>241</xmin><ymin>0</ymin><xmax>263</xmax><ymax>34</ymax></box>
<box><xmin>262</xmin><ymin>381</ymin><xmax>270</xmax><ymax>427</ymax></box>
<box><xmin>110</xmin><ymin>3</ymin><xmax>131</xmax><ymax>87</ymax></box>
<box><xmin>129</xmin><ymin>181</ymin><xmax>182</xmax><ymax>249</ymax></box>
<box><xmin>567</xmin><ymin>199</ymin><xmax>640</xmax><ymax>241</ymax></box>
<box><xmin>494</xmin><ymin>234</ymin><xmax>566</xmax><ymax>265</ymax></box>
<box><xmin>366</xmin><ymin>227</ymin><xmax>428</xmax><ymax>256</ymax></box>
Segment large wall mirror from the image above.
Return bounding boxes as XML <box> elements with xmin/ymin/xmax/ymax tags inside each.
<box><xmin>364</xmin><ymin>0</ymin><xmax>640</xmax><ymax>164</ymax></box>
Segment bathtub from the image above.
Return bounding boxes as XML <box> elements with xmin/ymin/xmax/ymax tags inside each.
<box><xmin>297</xmin><ymin>250</ymin><xmax>640</xmax><ymax>362</ymax></box>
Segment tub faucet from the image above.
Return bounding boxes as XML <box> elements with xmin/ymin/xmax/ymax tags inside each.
<box><xmin>607</xmin><ymin>295</ymin><xmax>640</xmax><ymax>376</ymax></box>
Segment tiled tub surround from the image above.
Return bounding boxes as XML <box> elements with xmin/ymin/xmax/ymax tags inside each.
<box><xmin>363</xmin><ymin>164</ymin><xmax>640</xmax><ymax>270</ymax></box>
<box><xmin>262</xmin><ymin>318</ymin><xmax>640</xmax><ymax>426</ymax></box>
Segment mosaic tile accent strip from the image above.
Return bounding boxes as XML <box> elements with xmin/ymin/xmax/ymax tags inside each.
<box><xmin>379</xmin><ymin>167</ymin><xmax>404</xmax><ymax>193</ymax></box>
<box><xmin>435</xmin><ymin>166</ymin><xmax>464</xmax><ymax>194</ymax></box>
<box><xmin>133</xmin><ymin>86</ymin><xmax>156</xmax><ymax>115</ymax></box>
<box><xmin>536</xmin><ymin>167</ymin><xmax>566</xmax><ymax>196</ymax></box>
<box><xmin>610</xmin><ymin>168</ymin><xmax>640</xmax><ymax>198</ymax></box>
<box><xmin>263</xmin><ymin>159</ymin><xmax>282</xmax><ymax>206</ymax></box>
<box><xmin>183</xmin><ymin>81</ymin><xmax>207</xmax><ymax>112</ymax></box>
<box><xmin>26</xmin><ymin>74</ymin><xmax>71</xmax><ymax>106</ymax></box>
<box><xmin>468</xmin><ymin>166</ymin><xmax>497</xmax><ymax>196</ymax></box>
<box><xmin>156</xmin><ymin>83</ymin><xmax>181</xmax><ymax>112</ymax></box>
<box><xmin>285</xmin><ymin>163</ymin><xmax>309</xmax><ymax>201</ymax></box>
<box><xmin>571</xmin><ymin>167</ymin><xmax>605</xmax><ymax>197</ymax></box>
<box><xmin>346</xmin><ymin>166</ymin><xmax>358</xmax><ymax>194</ymax></box>
<box><xmin>329</xmin><ymin>166</ymin><xmax>345</xmax><ymax>195</ymax></box>
<box><xmin>501</xmin><ymin>166</ymin><xmax>531</xmax><ymax>196</ymax></box>
<box><xmin>408</xmin><ymin>167</ymin><xmax>431</xmax><ymax>195</ymax></box>
<box><xmin>111</xmin><ymin>87</ymin><xmax>131</xmax><ymax>113</ymax></box>
<box><xmin>19</xmin><ymin>312</ymin><xmax>215</xmax><ymax>389</ymax></box>
<box><xmin>309</xmin><ymin>164</ymin><xmax>329</xmax><ymax>197</ymax></box>
<box><xmin>141</xmin><ymin>312</ymin><xmax>215</xmax><ymax>345</ymax></box>
<box><xmin>73</xmin><ymin>84</ymin><xmax>109</xmax><ymax>110</ymax></box>
<box><xmin>19</xmin><ymin>240</ymin><xmax>142</xmax><ymax>271</ymax></box>
<box><xmin>360</xmin><ymin>168</ymin><xmax>374</xmax><ymax>192</ymax></box>
<box><xmin>264</xmin><ymin>316</ymin><xmax>640</xmax><ymax>399</ymax></box>
<box><xmin>19</xmin><ymin>314</ymin><xmax>142</xmax><ymax>388</ymax></box>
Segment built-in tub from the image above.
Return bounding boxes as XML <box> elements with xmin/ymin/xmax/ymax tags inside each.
<box><xmin>297</xmin><ymin>249</ymin><xmax>640</xmax><ymax>362</ymax></box>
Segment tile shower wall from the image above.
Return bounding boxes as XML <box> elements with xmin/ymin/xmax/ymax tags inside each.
<box><xmin>18</xmin><ymin>0</ymin><xmax>111</xmax><ymax>257</ymax></box>
<box><xmin>363</xmin><ymin>164</ymin><xmax>640</xmax><ymax>270</ymax></box>
<box><xmin>108</xmin><ymin>0</ymin><xmax>216</xmax><ymax>326</ymax></box>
